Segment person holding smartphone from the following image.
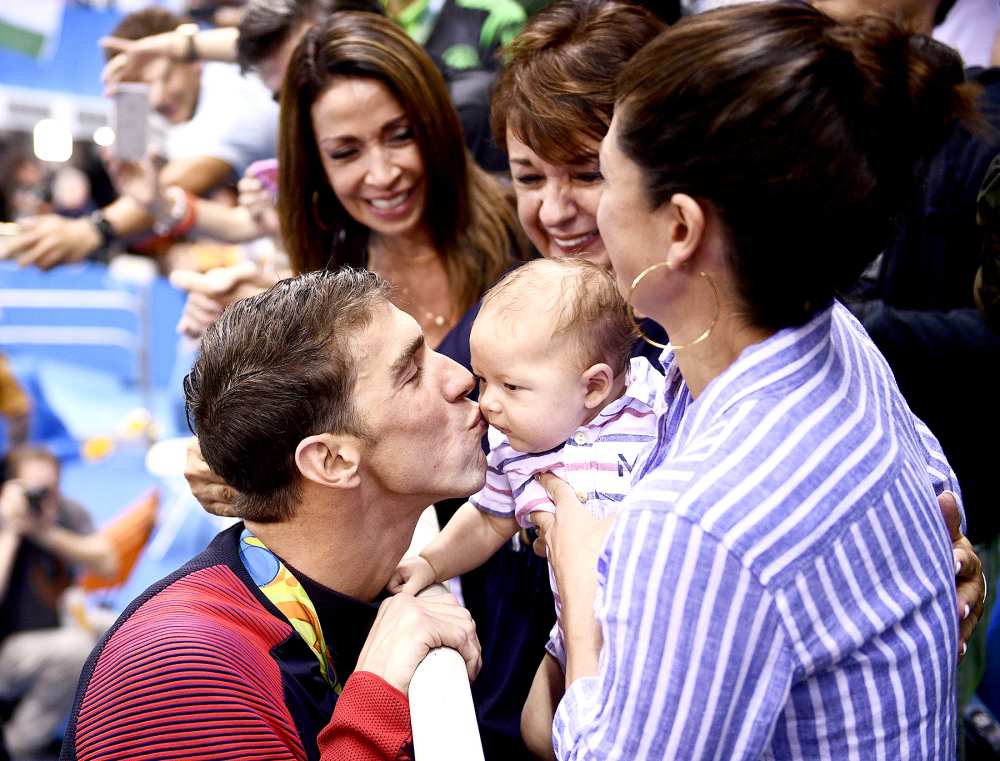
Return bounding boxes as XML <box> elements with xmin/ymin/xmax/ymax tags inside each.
<box><xmin>1</xmin><ymin>8</ymin><xmax>278</xmax><ymax>271</ymax></box>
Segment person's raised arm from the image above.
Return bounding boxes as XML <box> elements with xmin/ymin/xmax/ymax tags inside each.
<box><xmin>108</xmin><ymin>156</ymin><xmax>270</xmax><ymax>244</ymax></box>
<box><xmin>2</xmin><ymin>155</ymin><xmax>235</xmax><ymax>270</ymax></box>
<box><xmin>101</xmin><ymin>27</ymin><xmax>239</xmax><ymax>90</ymax></box>
<box><xmin>27</xmin><ymin>523</ymin><xmax>118</xmax><ymax>579</ymax></box>
<box><xmin>0</xmin><ymin>480</ymin><xmax>118</xmax><ymax>579</ymax></box>
<box><xmin>0</xmin><ymin>484</ymin><xmax>24</xmax><ymax>602</ymax></box>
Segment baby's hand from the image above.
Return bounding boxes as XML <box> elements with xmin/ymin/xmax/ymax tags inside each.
<box><xmin>388</xmin><ymin>555</ymin><xmax>438</xmax><ymax>595</ymax></box>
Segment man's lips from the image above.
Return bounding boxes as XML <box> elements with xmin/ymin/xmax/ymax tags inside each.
<box><xmin>469</xmin><ymin>410</ymin><xmax>487</xmax><ymax>433</ymax></box>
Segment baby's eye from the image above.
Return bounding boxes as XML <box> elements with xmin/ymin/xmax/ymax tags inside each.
<box><xmin>503</xmin><ymin>383</ymin><xmax>520</xmax><ymax>392</ymax></box>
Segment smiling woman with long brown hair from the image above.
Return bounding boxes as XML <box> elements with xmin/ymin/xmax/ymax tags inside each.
<box><xmin>278</xmin><ymin>11</ymin><xmax>528</xmax><ymax>351</ymax></box>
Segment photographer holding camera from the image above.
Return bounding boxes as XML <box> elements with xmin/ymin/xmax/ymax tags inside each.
<box><xmin>0</xmin><ymin>447</ymin><xmax>117</xmax><ymax>760</ymax></box>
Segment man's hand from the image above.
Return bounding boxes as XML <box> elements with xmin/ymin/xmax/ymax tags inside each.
<box><xmin>939</xmin><ymin>491</ymin><xmax>986</xmax><ymax>662</ymax></box>
<box><xmin>170</xmin><ymin>262</ymin><xmax>267</xmax><ymax>339</ymax></box>
<box><xmin>184</xmin><ymin>436</ymin><xmax>239</xmax><ymax>517</ymax></box>
<box><xmin>1</xmin><ymin>215</ymin><xmax>101</xmax><ymax>270</ymax></box>
<box><xmin>0</xmin><ymin>480</ymin><xmax>55</xmax><ymax>537</ymax></box>
<box><xmin>387</xmin><ymin>555</ymin><xmax>438</xmax><ymax>595</ymax></box>
<box><xmin>101</xmin><ymin>33</ymin><xmax>182</xmax><ymax>92</ymax></box>
<box><xmin>355</xmin><ymin>590</ymin><xmax>481</xmax><ymax>694</ymax></box>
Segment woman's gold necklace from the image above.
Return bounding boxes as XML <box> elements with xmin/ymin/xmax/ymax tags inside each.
<box><xmin>368</xmin><ymin>242</ymin><xmax>454</xmax><ymax>330</ymax></box>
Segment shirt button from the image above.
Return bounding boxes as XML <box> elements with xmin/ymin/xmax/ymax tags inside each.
<box><xmin>575</xmin><ymin>489</ymin><xmax>588</xmax><ymax>503</ymax></box>
<box><xmin>574</xmin><ymin>432</ymin><xmax>587</xmax><ymax>445</ymax></box>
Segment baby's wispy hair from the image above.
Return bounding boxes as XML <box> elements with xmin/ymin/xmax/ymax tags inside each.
<box><xmin>480</xmin><ymin>258</ymin><xmax>636</xmax><ymax>373</ymax></box>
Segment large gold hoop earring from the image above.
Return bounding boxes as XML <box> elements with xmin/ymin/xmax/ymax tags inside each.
<box><xmin>627</xmin><ymin>264</ymin><xmax>720</xmax><ymax>351</ymax></box>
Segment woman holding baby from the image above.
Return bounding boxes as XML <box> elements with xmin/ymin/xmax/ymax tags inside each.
<box><xmin>533</xmin><ymin>3</ymin><xmax>980</xmax><ymax>758</ymax></box>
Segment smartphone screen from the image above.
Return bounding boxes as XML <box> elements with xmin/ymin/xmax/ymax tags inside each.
<box><xmin>110</xmin><ymin>83</ymin><xmax>150</xmax><ymax>161</ymax></box>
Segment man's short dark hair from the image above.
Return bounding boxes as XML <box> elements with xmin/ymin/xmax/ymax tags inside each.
<box><xmin>184</xmin><ymin>268</ymin><xmax>390</xmax><ymax>522</ymax></box>
<box><xmin>106</xmin><ymin>8</ymin><xmax>186</xmax><ymax>62</ymax></box>
<box><xmin>236</xmin><ymin>0</ymin><xmax>384</xmax><ymax>73</ymax></box>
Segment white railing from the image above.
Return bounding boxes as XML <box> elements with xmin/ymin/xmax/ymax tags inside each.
<box><xmin>406</xmin><ymin>507</ymin><xmax>485</xmax><ymax>761</ymax></box>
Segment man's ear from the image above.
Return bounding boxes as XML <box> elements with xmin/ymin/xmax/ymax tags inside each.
<box><xmin>581</xmin><ymin>362</ymin><xmax>615</xmax><ymax>410</ymax></box>
<box><xmin>663</xmin><ymin>193</ymin><xmax>706</xmax><ymax>270</ymax></box>
<box><xmin>294</xmin><ymin>433</ymin><xmax>362</xmax><ymax>491</ymax></box>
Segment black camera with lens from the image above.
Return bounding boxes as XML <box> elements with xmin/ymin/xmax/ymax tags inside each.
<box><xmin>24</xmin><ymin>486</ymin><xmax>50</xmax><ymax>516</ymax></box>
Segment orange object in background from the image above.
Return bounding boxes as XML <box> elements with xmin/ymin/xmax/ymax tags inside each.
<box><xmin>78</xmin><ymin>488</ymin><xmax>159</xmax><ymax>592</ymax></box>
<box><xmin>0</xmin><ymin>353</ymin><xmax>30</xmax><ymax>419</ymax></box>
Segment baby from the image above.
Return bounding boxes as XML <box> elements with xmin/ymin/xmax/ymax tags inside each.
<box><xmin>390</xmin><ymin>257</ymin><xmax>661</xmax><ymax>757</ymax></box>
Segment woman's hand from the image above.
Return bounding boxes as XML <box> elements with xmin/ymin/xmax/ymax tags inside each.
<box><xmin>237</xmin><ymin>174</ymin><xmax>280</xmax><ymax>237</ymax></box>
<box><xmin>939</xmin><ymin>491</ymin><xmax>987</xmax><ymax>662</ymax></box>
<box><xmin>533</xmin><ymin>472</ymin><xmax>614</xmax><ymax>686</ymax></box>
<box><xmin>184</xmin><ymin>436</ymin><xmax>239</xmax><ymax>517</ymax></box>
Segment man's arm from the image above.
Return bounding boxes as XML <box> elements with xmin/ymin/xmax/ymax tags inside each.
<box><xmin>67</xmin><ymin>565</ymin><xmax>313</xmax><ymax>761</ymax></box>
<box><xmin>2</xmin><ymin>155</ymin><xmax>235</xmax><ymax>270</ymax></box>
<box><xmin>0</xmin><ymin>482</ymin><xmax>29</xmax><ymax>600</ymax></box>
<box><xmin>101</xmin><ymin>26</ymin><xmax>239</xmax><ymax>87</ymax></box>
<box><xmin>319</xmin><ymin>672</ymin><xmax>412</xmax><ymax>761</ymax></box>
<box><xmin>28</xmin><ymin>525</ymin><xmax>118</xmax><ymax>579</ymax></box>
<box><xmin>159</xmin><ymin>155</ymin><xmax>234</xmax><ymax>194</ymax></box>
<box><xmin>0</xmin><ymin>527</ymin><xmax>21</xmax><ymax>603</ymax></box>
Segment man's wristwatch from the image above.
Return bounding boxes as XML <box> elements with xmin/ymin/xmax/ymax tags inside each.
<box><xmin>176</xmin><ymin>23</ymin><xmax>200</xmax><ymax>63</ymax></box>
<box><xmin>88</xmin><ymin>210</ymin><xmax>116</xmax><ymax>250</ymax></box>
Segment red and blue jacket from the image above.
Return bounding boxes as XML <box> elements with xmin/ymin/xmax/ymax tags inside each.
<box><xmin>59</xmin><ymin>523</ymin><xmax>413</xmax><ymax>761</ymax></box>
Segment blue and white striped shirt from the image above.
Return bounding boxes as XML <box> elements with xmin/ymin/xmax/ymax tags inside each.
<box><xmin>553</xmin><ymin>302</ymin><xmax>960</xmax><ymax>760</ymax></box>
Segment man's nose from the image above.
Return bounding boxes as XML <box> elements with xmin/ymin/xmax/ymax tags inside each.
<box><xmin>442</xmin><ymin>357</ymin><xmax>476</xmax><ymax>401</ymax></box>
